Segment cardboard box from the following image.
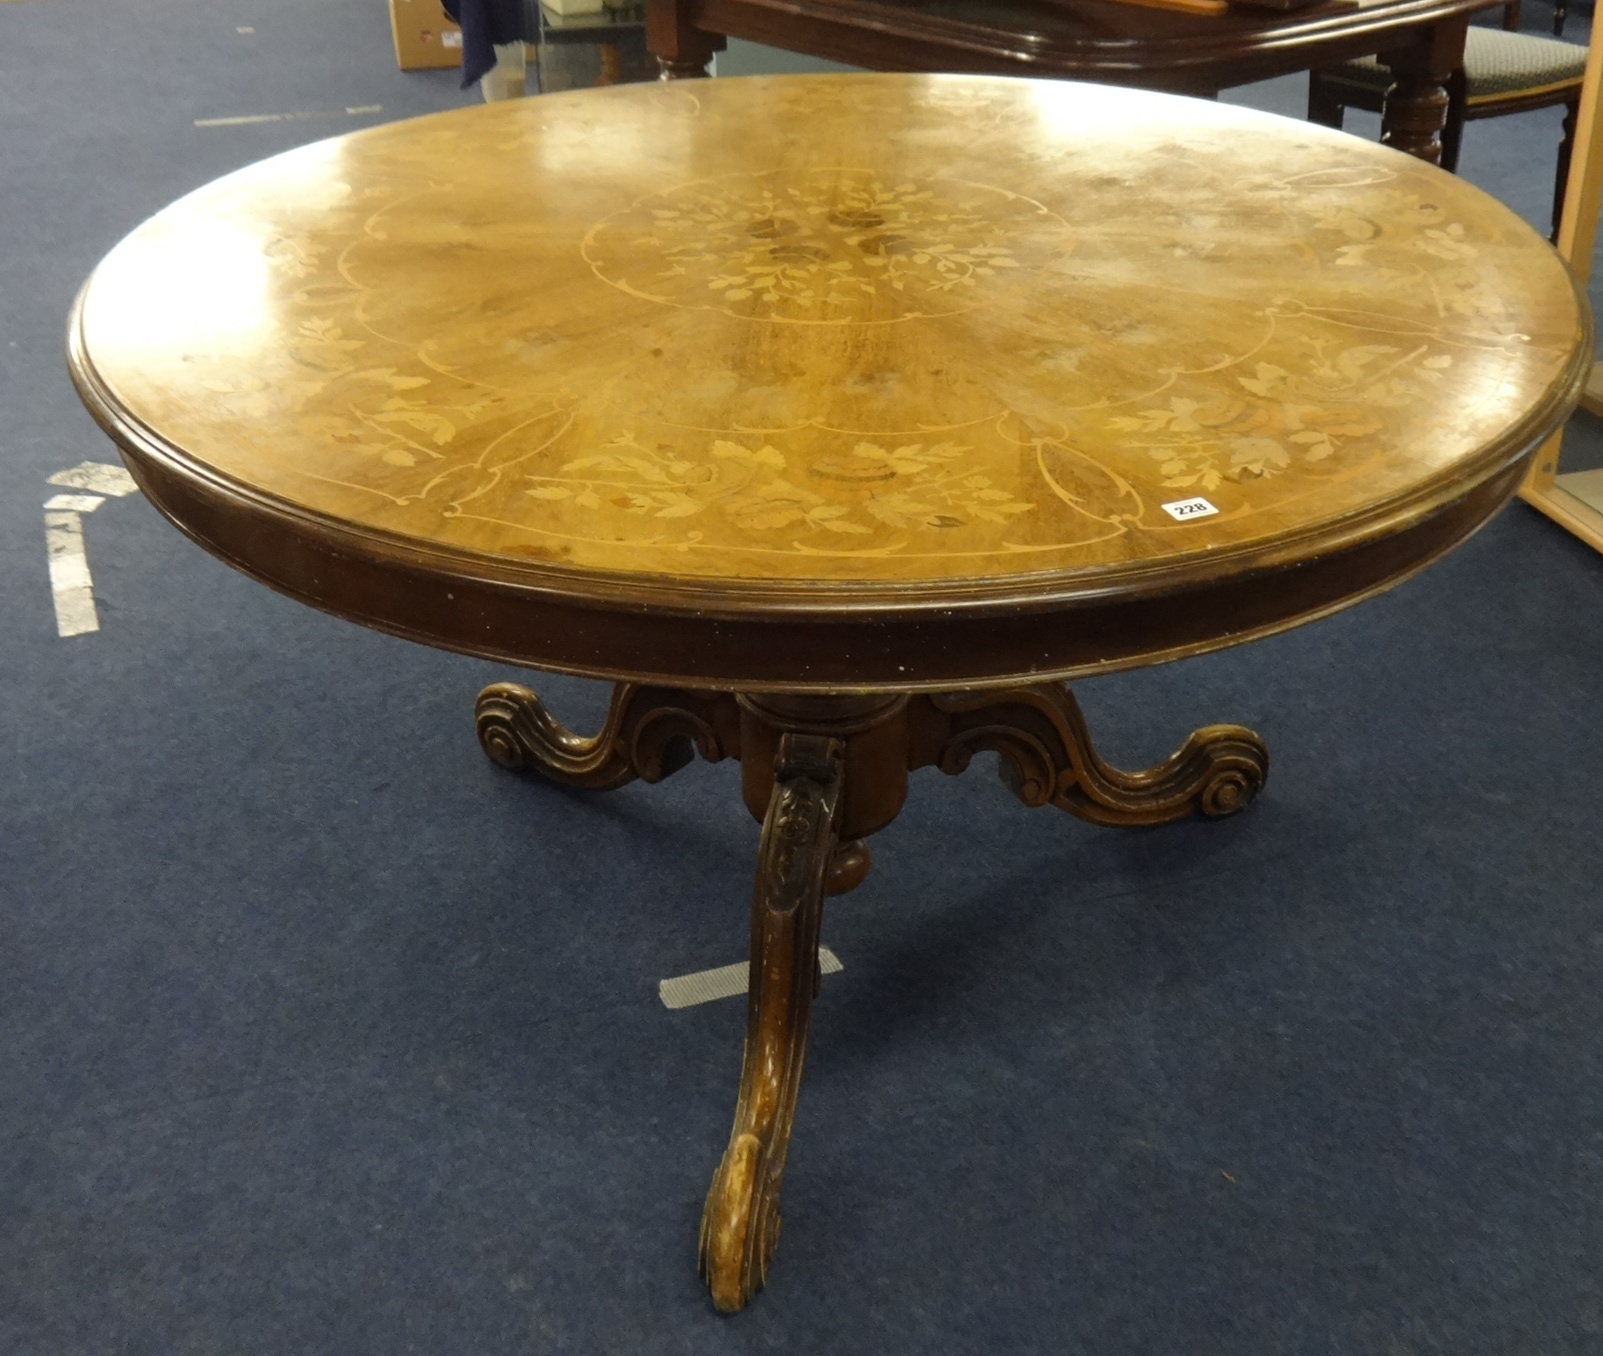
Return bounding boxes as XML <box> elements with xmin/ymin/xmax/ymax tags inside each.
<box><xmin>389</xmin><ymin>0</ymin><xmax>464</xmax><ymax>70</ymax></box>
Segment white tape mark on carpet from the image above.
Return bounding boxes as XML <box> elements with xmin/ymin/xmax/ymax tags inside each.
<box><xmin>45</xmin><ymin>502</ymin><xmax>100</xmax><ymax>636</ymax></box>
<box><xmin>659</xmin><ymin>946</ymin><xmax>843</xmax><ymax>1010</ymax></box>
<box><xmin>194</xmin><ymin>105</ymin><xmax>382</xmax><ymax>128</ymax></box>
<box><xmin>49</xmin><ymin>462</ymin><xmax>139</xmax><ymax>498</ymax></box>
<box><xmin>44</xmin><ymin>462</ymin><xmax>140</xmax><ymax>638</ymax></box>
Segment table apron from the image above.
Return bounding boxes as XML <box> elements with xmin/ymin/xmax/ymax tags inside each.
<box><xmin>118</xmin><ymin>443</ymin><xmax>1530</xmax><ymax>693</ymax></box>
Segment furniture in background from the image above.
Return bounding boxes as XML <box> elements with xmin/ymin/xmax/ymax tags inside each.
<box><xmin>453</xmin><ymin>0</ymin><xmax>648</xmax><ymax>94</ymax></box>
<box><xmin>1521</xmin><ymin>16</ymin><xmax>1603</xmax><ymax>549</ymax></box>
<box><xmin>647</xmin><ymin>0</ymin><xmax>1497</xmax><ymax>165</ymax></box>
<box><xmin>1308</xmin><ymin>28</ymin><xmax>1588</xmax><ymax>235</ymax></box>
<box><xmin>69</xmin><ymin>75</ymin><xmax>1587</xmax><ymax>1313</ymax></box>
<box><xmin>528</xmin><ymin>0</ymin><xmax>647</xmax><ymax>88</ymax></box>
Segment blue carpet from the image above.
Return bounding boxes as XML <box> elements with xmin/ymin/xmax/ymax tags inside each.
<box><xmin>2</xmin><ymin>2</ymin><xmax>1602</xmax><ymax>1351</ymax></box>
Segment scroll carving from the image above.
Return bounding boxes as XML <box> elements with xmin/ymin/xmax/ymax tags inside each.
<box><xmin>911</xmin><ymin>684</ymin><xmax>1268</xmax><ymax>826</ymax></box>
<box><xmin>475</xmin><ymin>681</ymin><xmax>740</xmax><ymax>790</ymax></box>
<box><xmin>699</xmin><ymin>733</ymin><xmax>844</xmax><ymax>1313</ymax></box>
<box><xmin>480</xmin><ymin>679</ymin><xmax>1264</xmax><ymax>1311</ymax></box>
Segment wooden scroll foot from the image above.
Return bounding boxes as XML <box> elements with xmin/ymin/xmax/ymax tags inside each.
<box><xmin>910</xmin><ymin>683</ymin><xmax>1268</xmax><ymax>828</ymax></box>
<box><xmin>474</xmin><ymin>681</ymin><xmax>740</xmax><ymax>790</ymax></box>
<box><xmin>699</xmin><ymin>733</ymin><xmax>844</xmax><ymax>1313</ymax></box>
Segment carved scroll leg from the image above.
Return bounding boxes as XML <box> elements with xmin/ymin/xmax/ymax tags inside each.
<box><xmin>474</xmin><ymin>681</ymin><xmax>739</xmax><ymax>790</ymax></box>
<box><xmin>913</xmin><ymin>684</ymin><xmax>1268</xmax><ymax>829</ymax></box>
<box><xmin>700</xmin><ymin>733</ymin><xmax>844</xmax><ymax>1313</ymax></box>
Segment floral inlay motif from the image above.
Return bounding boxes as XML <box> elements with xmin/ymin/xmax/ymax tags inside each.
<box><xmin>523</xmin><ymin>431</ymin><xmax>1035</xmax><ymax>541</ymax></box>
<box><xmin>82</xmin><ymin>81</ymin><xmax>1582</xmax><ymax>583</ymax></box>
<box><xmin>582</xmin><ymin>169</ymin><xmax>1070</xmax><ymax>323</ymax></box>
<box><xmin>1107</xmin><ymin>343</ymin><xmax>1453</xmax><ymax>493</ymax></box>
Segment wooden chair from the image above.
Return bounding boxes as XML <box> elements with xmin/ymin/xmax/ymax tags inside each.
<box><xmin>1307</xmin><ymin>27</ymin><xmax>1587</xmax><ymax>237</ymax></box>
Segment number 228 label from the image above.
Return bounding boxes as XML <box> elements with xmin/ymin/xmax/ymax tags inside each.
<box><xmin>1161</xmin><ymin>497</ymin><xmax>1219</xmax><ymax>521</ymax></box>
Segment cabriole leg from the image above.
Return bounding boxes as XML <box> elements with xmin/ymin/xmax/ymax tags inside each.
<box><xmin>699</xmin><ymin>733</ymin><xmax>844</xmax><ymax>1313</ymax></box>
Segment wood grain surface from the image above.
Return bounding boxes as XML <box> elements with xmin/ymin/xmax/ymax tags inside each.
<box><xmin>70</xmin><ymin>75</ymin><xmax>1589</xmax><ymax>688</ymax></box>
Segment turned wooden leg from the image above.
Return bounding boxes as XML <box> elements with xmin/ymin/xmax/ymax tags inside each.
<box><xmin>1380</xmin><ymin>70</ymin><xmax>1452</xmax><ymax>164</ymax></box>
<box><xmin>1378</xmin><ymin>22</ymin><xmax>1468</xmax><ymax>165</ymax></box>
<box><xmin>647</xmin><ymin>0</ymin><xmax>724</xmax><ymax>79</ymax></box>
<box><xmin>909</xmin><ymin>684</ymin><xmax>1267</xmax><ymax>827</ymax></box>
<box><xmin>657</xmin><ymin>52</ymin><xmax>716</xmax><ymax>79</ymax></box>
<box><xmin>700</xmin><ymin>733</ymin><xmax>844</xmax><ymax>1313</ymax></box>
<box><xmin>474</xmin><ymin>680</ymin><xmax>740</xmax><ymax>789</ymax></box>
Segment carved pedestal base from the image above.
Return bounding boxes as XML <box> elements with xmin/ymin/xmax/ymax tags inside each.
<box><xmin>474</xmin><ymin>678</ymin><xmax>1269</xmax><ymax>1311</ymax></box>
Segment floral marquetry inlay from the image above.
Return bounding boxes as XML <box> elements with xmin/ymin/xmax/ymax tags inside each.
<box><xmin>75</xmin><ymin>75</ymin><xmax>1586</xmax><ymax>594</ymax></box>
<box><xmin>583</xmin><ymin>169</ymin><xmax>1068</xmax><ymax>323</ymax></box>
<box><xmin>520</xmin><ymin>420</ymin><xmax>1040</xmax><ymax>550</ymax></box>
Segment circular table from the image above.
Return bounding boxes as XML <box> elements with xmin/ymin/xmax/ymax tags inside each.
<box><xmin>69</xmin><ymin>74</ymin><xmax>1588</xmax><ymax>1311</ymax></box>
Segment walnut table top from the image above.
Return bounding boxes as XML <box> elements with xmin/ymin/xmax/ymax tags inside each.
<box><xmin>68</xmin><ymin>77</ymin><xmax>1591</xmax><ymax>1311</ymax></box>
<box><xmin>70</xmin><ymin>75</ymin><xmax>1586</xmax><ymax>690</ymax></box>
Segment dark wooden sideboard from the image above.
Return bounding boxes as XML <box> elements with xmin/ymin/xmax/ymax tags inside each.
<box><xmin>646</xmin><ymin>0</ymin><xmax>1493</xmax><ymax>162</ymax></box>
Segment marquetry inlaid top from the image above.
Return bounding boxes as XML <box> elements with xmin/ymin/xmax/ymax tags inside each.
<box><xmin>74</xmin><ymin>74</ymin><xmax>1584</xmax><ymax>606</ymax></box>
